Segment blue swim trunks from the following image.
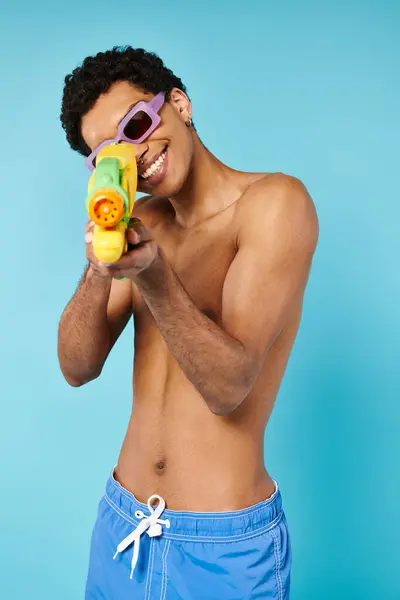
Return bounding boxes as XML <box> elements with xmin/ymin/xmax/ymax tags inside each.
<box><xmin>85</xmin><ymin>470</ymin><xmax>292</xmax><ymax>599</ymax></box>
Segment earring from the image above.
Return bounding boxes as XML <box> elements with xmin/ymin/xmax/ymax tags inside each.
<box><xmin>186</xmin><ymin>117</ymin><xmax>192</xmax><ymax>128</ymax></box>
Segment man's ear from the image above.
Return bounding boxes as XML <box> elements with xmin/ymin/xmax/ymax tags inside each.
<box><xmin>169</xmin><ymin>88</ymin><xmax>192</xmax><ymax>123</ymax></box>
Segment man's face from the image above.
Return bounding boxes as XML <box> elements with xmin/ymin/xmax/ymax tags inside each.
<box><xmin>81</xmin><ymin>81</ymin><xmax>194</xmax><ymax>197</ymax></box>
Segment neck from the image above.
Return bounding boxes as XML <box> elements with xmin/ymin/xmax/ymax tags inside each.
<box><xmin>170</xmin><ymin>134</ymin><xmax>243</xmax><ymax>228</ymax></box>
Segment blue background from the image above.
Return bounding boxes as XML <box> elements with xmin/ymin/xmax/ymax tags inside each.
<box><xmin>1</xmin><ymin>1</ymin><xmax>399</xmax><ymax>598</ymax></box>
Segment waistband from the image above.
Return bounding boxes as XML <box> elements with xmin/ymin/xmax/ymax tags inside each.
<box><xmin>104</xmin><ymin>468</ymin><xmax>283</xmax><ymax>541</ymax></box>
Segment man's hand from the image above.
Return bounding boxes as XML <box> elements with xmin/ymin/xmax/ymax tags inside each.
<box><xmin>85</xmin><ymin>220</ymin><xmax>111</xmax><ymax>279</ymax></box>
<box><xmin>85</xmin><ymin>218</ymin><xmax>158</xmax><ymax>280</ymax></box>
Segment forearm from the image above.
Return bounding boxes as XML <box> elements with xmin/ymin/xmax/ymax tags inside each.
<box><xmin>58</xmin><ymin>265</ymin><xmax>112</xmax><ymax>386</ymax></box>
<box><xmin>135</xmin><ymin>250</ymin><xmax>252</xmax><ymax>414</ymax></box>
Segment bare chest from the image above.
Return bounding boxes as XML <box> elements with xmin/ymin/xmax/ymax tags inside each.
<box><xmin>132</xmin><ymin>215</ymin><xmax>238</xmax><ymax>323</ymax></box>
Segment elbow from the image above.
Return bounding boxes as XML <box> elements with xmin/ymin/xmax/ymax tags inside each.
<box><xmin>206</xmin><ymin>386</ymin><xmax>248</xmax><ymax>417</ymax></box>
<box><xmin>57</xmin><ymin>337</ymin><xmax>108</xmax><ymax>388</ymax></box>
<box><xmin>206</xmin><ymin>363</ymin><xmax>255</xmax><ymax>417</ymax></box>
<box><xmin>208</xmin><ymin>401</ymin><xmax>240</xmax><ymax>417</ymax></box>
<box><xmin>66</xmin><ymin>378</ymin><xmax>84</xmax><ymax>388</ymax></box>
<box><xmin>59</xmin><ymin>362</ymin><xmax>103</xmax><ymax>388</ymax></box>
<box><xmin>64</xmin><ymin>375</ymin><xmax>89</xmax><ymax>387</ymax></box>
<box><xmin>66</xmin><ymin>373</ymin><xmax>101</xmax><ymax>387</ymax></box>
<box><xmin>62</xmin><ymin>371</ymin><xmax>100</xmax><ymax>388</ymax></box>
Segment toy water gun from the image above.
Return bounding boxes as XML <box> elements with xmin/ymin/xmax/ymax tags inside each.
<box><xmin>85</xmin><ymin>143</ymin><xmax>137</xmax><ymax>264</ymax></box>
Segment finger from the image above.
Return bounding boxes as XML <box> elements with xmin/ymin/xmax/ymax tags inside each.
<box><xmin>83</xmin><ymin>223</ymin><xmax>111</xmax><ymax>277</ymax></box>
<box><xmin>85</xmin><ymin>222</ymin><xmax>97</xmax><ymax>254</ymax></box>
<box><xmin>86</xmin><ymin>220</ymin><xmax>95</xmax><ymax>233</ymax></box>
<box><xmin>104</xmin><ymin>241</ymin><xmax>154</xmax><ymax>271</ymax></box>
<box><xmin>85</xmin><ymin>237</ymin><xmax>102</xmax><ymax>269</ymax></box>
<box><xmin>96</xmin><ymin>264</ymin><xmax>113</xmax><ymax>278</ymax></box>
<box><xmin>127</xmin><ymin>229</ymin><xmax>140</xmax><ymax>245</ymax></box>
<box><xmin>88</xmin><ymin>256</ymin><xmax>112</xmax><ymax>278</ymax></box>
<box><xmin>127</xmin><ymin>218</ymin><xmax>153</xmax><ymax>244</ymax></box>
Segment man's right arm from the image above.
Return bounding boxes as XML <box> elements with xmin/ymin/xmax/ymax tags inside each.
<box><xmin>58</xmin><ymin>196</ymin><xmax>155</xmax><ymax>387</ymax></box>
<box><xmin>57</xmin><ymin>265</ymin><xmax>132</xmax><ymax>387</ymax></box>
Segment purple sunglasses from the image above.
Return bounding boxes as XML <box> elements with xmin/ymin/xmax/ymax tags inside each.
<box><xmin>85</xmin><ymin>91</ymin><xmax>166</xmax><ymax>171</ymax></box>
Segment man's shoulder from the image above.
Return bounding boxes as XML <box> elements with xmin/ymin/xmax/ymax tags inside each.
<box><xmin>237</xmin><ymin>172</ymin><xmax>319</xmax><ymax>247</ymax></box>
<box><xmin>240</xmin><ymin>171</ymin><xmax>311</xmax><ymax>207</ymax></box>
<box><xmin>238</xmin><ymin>172</ymin><xmax>316</xmax><ymax>221</ymax></box>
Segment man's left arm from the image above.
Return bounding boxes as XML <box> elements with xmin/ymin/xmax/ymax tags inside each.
<box><xmin>135</xmin><ymin>176</ymin><xmax>319</xmax><ymax>415</ymax></box>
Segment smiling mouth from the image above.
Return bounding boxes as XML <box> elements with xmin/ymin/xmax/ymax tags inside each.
<box><xmin>139</xmin><ymin>146</ymin><xmax>168</xmax><ymax>180</ymax></box>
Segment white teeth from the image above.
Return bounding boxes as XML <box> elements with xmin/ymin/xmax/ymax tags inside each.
<box><xmin>142</xmin><ymin>149</ymin><xmax>167</xmax><ymax>179</ymax></box>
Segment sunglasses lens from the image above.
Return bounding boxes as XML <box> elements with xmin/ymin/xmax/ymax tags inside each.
<box><xmin>123</xmin><ymin>111</ymin><xmax>153</xmax><ymax>141</ymax></box>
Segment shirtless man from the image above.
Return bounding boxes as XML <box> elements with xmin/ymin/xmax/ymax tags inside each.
<box><xmin>58</xmin><ymin>47</ymin><xmax>318</xmax><ymax>600</ymax></box>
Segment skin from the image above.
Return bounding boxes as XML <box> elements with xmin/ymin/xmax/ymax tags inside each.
<box><xmin>58</xmin><ymin>81</ymin><xmax>319</xmax><ymax>511</ymax></box>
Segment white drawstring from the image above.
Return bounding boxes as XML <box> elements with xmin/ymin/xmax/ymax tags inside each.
<box><xmin>113</xmin><ymin>494</ymin><xmax>170</xmax><ymax>579</ymax></box>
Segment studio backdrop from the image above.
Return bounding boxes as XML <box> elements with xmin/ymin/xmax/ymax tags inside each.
<box><xmin>0</xmin><ymin>1</ymin><xmax>398</xmax><ymax>599</ymax></box>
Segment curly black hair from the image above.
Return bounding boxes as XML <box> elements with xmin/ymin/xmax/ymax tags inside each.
<box><xmin>60</xmin><ymin>46</ymin><xmax>189</xmax><ymax>157</ymax></box>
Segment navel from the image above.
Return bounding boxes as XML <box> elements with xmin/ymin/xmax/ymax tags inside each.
<box><xmin>155</xmin><ymin>459</ymin><xmax>166</xmax><ymax>474</ymax></box>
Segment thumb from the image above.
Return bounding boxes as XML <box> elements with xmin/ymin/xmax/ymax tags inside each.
<box><xmin>126</xmin><ymin>228</ymin><xmax>140</xmax><ymax>245</ymax></box>
<box><xmin>127</xmin><ymin>218</ymin><xmax>153</xmax><ymax>244</ymax></box>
